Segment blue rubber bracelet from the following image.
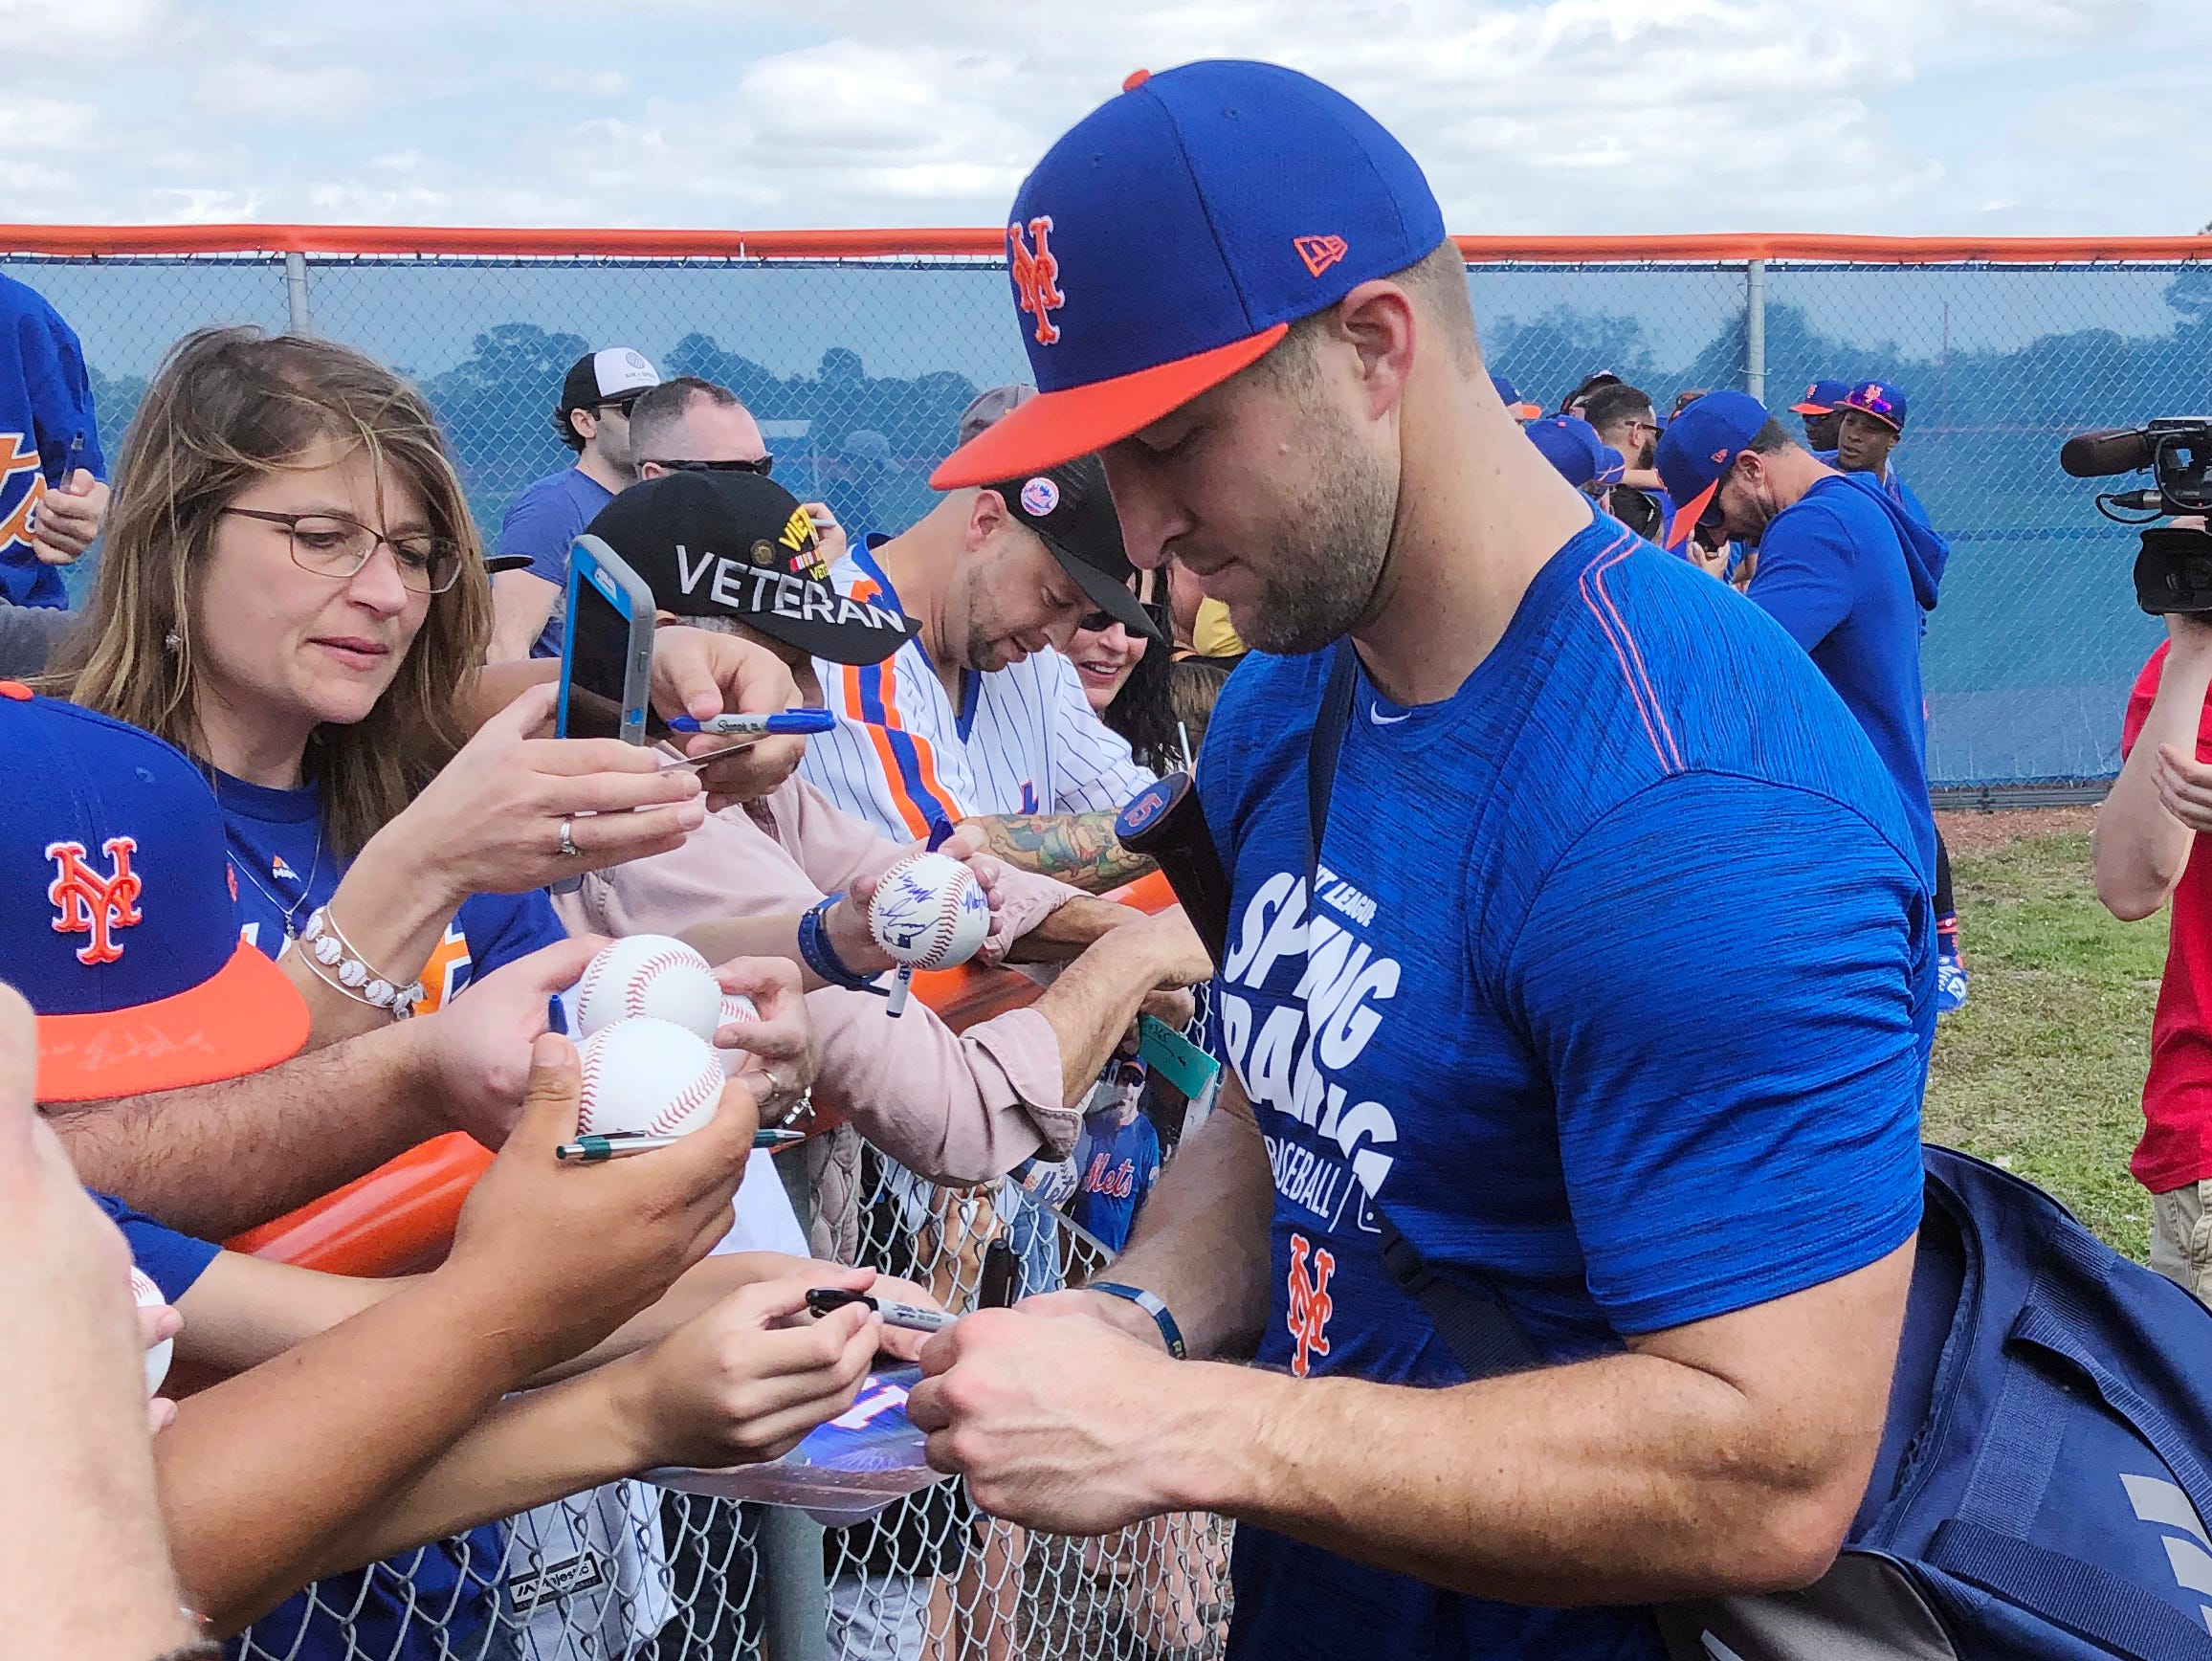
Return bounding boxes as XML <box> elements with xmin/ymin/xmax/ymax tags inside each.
<box><xmin>799</xmin><ymin>893</ymin><xmax>887</xmax><ymax>995</ymax></box>
<box><xmin>1088</xmin><ymin>1282</ymin><xmax>1186</xmax><ymax>1360</ymax></box>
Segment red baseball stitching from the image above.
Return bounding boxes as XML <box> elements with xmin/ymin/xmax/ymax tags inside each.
<box><xmin>647</xmin><ymin>1053</ymin><xmax>723</xmax><ymax>1136</ymax></box>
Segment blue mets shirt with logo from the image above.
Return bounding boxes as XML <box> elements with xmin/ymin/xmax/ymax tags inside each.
<box><xmin>210</xmin><ymin>767</ymin><xmax>564</xmax><ymax>1661</ymax></box>
<box><xmin>1198</xmin><ymin>513</ymin><xmax>1933</xmax><ymax>1660</ymax></box>
<box><xmin>0</xmin><ymin>274</ymin><xmax>106</xmax><ymax>608</ymax></box>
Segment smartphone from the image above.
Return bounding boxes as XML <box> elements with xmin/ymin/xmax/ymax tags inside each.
<box><xmin>558</xmin><ymin>536</ymin><xmax>656</xmax><ymax>743</ymax></box>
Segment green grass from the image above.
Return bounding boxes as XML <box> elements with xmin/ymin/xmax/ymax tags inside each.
<box><xmin>1924</xmin><ymin>827</ymin><xmax>2167</xmax><ymax>1260</ymax></box>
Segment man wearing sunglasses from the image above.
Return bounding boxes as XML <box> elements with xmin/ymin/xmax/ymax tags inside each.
<box><xmin>488</xmin><ymin>346</ymin><xmax>661</xmax><ymax>663</ymax></box>
<box><xmin>631</xmin><ymin>376</ymin><xmax>777</xmax><ymax>485</ymax></box>
<box><xmin>1659</xmin><ymin>389</ymin><xmax>1944</xmax><ymax>887</ymax></box>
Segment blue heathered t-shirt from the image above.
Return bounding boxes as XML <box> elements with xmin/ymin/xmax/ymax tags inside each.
<box><xmin>210</xmin><ymin>768</ymin><xmax>565</xmax><ymax>1661</ymax></box>
<box><xmin>498</xmin><ymin>465</ymin><xmax>616</xmax><ymax>658</ymax></box>
<box><xmin>1071</xmin><ymin>1111</ymin><xmax>1161</xmax><ymax>1253</ymax></box>
<box><xmin>1746</xmin><ymin>472</ymin><xmax>1942</xmax><ymax>884</ymax></box>
<box><xmin>0</xmin><ymin>274</ymin><xmax>107</xmax><ymax>608</ymax></box>
<box><xmin>1199</xmin><ymin>513</ymin><xmax>1932</xmax><ymax>1661</ymax></box>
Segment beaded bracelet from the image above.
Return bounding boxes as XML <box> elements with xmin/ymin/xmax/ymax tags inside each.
<box><xmin>298</xmin><ymin>907</ymin><xmax>426</xmax><ymax>1020</ymax></box>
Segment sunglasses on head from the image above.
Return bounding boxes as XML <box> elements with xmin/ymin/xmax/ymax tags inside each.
<box><xmin>642</xmin><ymin>455</ymin><xmax>777</xmax><ymax>478</ymax></box>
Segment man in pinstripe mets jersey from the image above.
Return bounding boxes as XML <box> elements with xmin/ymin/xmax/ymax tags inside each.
<box><xmin>802</xmin><ymin>426</ymin><xmax>1167</xmax><ymax>892</ymax></box>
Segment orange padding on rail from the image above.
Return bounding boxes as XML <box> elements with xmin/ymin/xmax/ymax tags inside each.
<box><xmin>2</xmin><ymin>225</ymin><xmax>2208</xmax><ymax>264</ymax></box>
<box><xmin>227</xmin><ymin>866</ymin><xmax>1183</xmax><ymax>1275</ymax></box>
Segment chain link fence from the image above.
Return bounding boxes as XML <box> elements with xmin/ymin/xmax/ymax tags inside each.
<box><xmin>13</xmin><ymin>243</ymin><xmax>2211</xmax><ymax>782</ymax></box>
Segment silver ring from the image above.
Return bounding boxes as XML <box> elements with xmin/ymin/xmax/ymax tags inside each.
<box><xmin>557</xmin><ymin>816</ymin><xmax>582</xmax><ymax>858</ymax></box>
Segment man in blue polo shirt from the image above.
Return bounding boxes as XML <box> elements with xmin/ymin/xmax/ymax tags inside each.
<box><xmin>907</xmin><ymin>61</ymin><xmax>1931</xmax><ymax>1661</ymax></box>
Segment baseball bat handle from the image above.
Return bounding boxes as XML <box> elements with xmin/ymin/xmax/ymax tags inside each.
<box><xmin>1114</xmin><ymin>772</ymin><xmax>1229</xmax><ymax>968</ymax></box>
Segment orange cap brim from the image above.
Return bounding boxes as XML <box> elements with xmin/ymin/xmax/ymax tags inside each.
<box><xmin>1788</xmin><ymin>401</ymin><xmax>1832</xmax><ymax>415</ymax></box>
<box><xmin>929</xmin><ymin>324</ymin><xmax>1290</xmax><ymax>489</ymax></box>
<box><xmin>35</xmin><ymin>939</ymin><xmax>312</xmax><ymax>1102</ymax></box>
<box><xmin>1667</xmin><ymin>479</ymin><xmax>1720</xmax><ymax>550</ymax></box>
<box><xmin>1509</xmin><ymin>402</ymin><xmax>1542</xmax><ymax>420</ymax></box>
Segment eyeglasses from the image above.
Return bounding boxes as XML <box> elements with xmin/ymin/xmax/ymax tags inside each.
<box><xmin>223</xmin><ymin>508</ymin><xmax>464</xmax><ymax>595</ymax></box>
<box><xmin>595</xmin><ymin>396</ymin><xmax>644</xmax><ymax>419</ymax></box>
<box><xmin>641</xmin><ymin>455</ymin><xmax>776</xmax><ymax>478</ymax></box>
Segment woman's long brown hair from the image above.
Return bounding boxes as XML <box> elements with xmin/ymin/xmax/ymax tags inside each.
<box><xmin>48</xmin><ymin>327</ymin><xmax>491</xmax><ymax>857</ymax></box>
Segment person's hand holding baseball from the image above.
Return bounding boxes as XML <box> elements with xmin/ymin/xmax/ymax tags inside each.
<box><xmin>908</xmin><ymin>1304</ymin><xmax>1192</xmax><ymax>1535</ymax></box>
<box><xmin>708</xmin><ymin>957</ymin><xmax>820</xmax><ymax>1123</ymax></box>
<box><xmin>445</xmin><ymin>1031</ymin><xmax>762</xmax><ymax>1377</ymax></box>
<box><xmin>841</xmin><ymin>823</ymin><xmax>1012</xmax><ymax>970</ymax></box>
<box><xmin>604</xmin><ymin>1268</ymin><xmax>882</xmax><ymax>1471</ymax></box>
<box><xmin>30</xmin><ymin>470</ymin><xmax>108</xmax><ymax>565</ymax></box>
<box><xmin>650</xmin><ymin>625</ymin><xmax>809</xmax><ymax>810</ymax></box>
<box><xmin>415</xmin><ymin>936</ymin><xmax>607</xmax><ymax>1147</ymax></box>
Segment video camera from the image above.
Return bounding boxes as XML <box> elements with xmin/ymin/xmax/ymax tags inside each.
<box><xmin>2060</xmin><ymin>418</ymin><xmax>2212</xmax><ymax>614</ymax></box>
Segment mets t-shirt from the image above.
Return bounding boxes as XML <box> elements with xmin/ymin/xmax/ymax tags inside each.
<box><xmin>1199</xmin><ymin>512</ymin><xmax>1932</xmax><ymax>1660</ymax></box>
<box><xmin>210</xmin><ymin>768</ymin><xmax>564</xmax><ymax>1661</ymax></box>
<box><xmin>1071</xmin><ymin>1110</ymin><xmax>1162</xmax><ymax>1253</ymax></box>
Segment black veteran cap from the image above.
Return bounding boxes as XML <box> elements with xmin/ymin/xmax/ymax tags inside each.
<box><xmin>585</xmin><ymin>471</ymin><xmax>918</xmax><ymax>666</ymax></box>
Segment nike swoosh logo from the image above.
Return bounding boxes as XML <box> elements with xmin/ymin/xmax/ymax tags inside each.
<box><xmin>1369</xmin><ymin>707</ymin><xmax>1411</xmax><ymax>726</ymax></box>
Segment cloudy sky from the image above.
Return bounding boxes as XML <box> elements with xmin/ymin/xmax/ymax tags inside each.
<box><xmin>9</xmin><ymin>0</ymin><xmax>2204</xmax><ymax>235</ymax></box>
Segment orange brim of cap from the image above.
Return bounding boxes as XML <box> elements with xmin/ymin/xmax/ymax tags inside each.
<box><xmin>1667</xmin><ymin>479</ymin><xmax>1720</xmax><ymax>549</ymax></box>
<box><xmin>1509</xmin><ymin>402</ymin><xmax>1542</xmax><ymax>420</ymax></box>
<box><xmin>35</xmin><ymin>939</ymin><xmax>312</xmax><ymax>1102</ymax></box>
<box><xmin>1788</xmin><ymin>400</ymin><xmax>1833</xmax><ymax>415</ymax></box>
<box><xmin>929</xmin><ymin>324</ymin><xmax>1290</xmax><ymax>489</ymax></box>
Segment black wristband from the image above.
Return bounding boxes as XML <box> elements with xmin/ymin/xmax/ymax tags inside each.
<box><xmin>1088</xmin><ymin>1281</ymin><xmax>1187</xmax><ymax>1360</ymax></box>
<box><xmin>798</xmin><ymin>893</ymin><xmax>887</xmax><ymax>995</ymax></box>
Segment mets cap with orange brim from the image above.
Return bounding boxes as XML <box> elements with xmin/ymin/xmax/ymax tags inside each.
<box><xmin>0</xmin><ymin>684</ymin><xmax>309</xmax><ymax>1101</ymax></box>
<box><xmin>930</xmin><ymin>60</ymin><xmax>1447</xmax><ymax>490</ymax></box>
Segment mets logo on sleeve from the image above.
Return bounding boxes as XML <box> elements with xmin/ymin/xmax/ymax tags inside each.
<box><xmin>0</xmin><ymin>433</ymin><xmax>47</xmax><ymax>556</ymax></box>
<box><xmin>1286</xmin><ymin>1231</ymin><xmax>1337</xmax><ymax>1378</ymax></box>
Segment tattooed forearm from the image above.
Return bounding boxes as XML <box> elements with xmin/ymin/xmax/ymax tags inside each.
<box><xmin>964</xmin><ymin>811</ymin><xmax>1159</xmax><ymax>895</ymax></box>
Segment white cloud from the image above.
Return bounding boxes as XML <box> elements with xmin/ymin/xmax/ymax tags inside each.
<box><xmin>6</xmin><ymin>0</ymin><xmax>2204</xmax><ymax>233</ymax></box>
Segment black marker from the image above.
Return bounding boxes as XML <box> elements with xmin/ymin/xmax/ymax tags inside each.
<box><xmin>805</xmin><ymin>1288</ymin><xmax>956</xmax><ymax>1334</ymax></box>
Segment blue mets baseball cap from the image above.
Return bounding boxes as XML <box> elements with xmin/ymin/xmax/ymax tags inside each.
<box><xmin>1840</xmin><ymin>379</ymin><xmax>1909</xmax><ymax>432</ymax></box>
<box><xmin>1654</xmin><ymin>388</ymin><xmax>1772</xmax><ymax>549</ymax></box>
<box><xmin>1788</xmin><ymin>378</ymin><xmax>1849</xmax><ymax>416</ymax></box>
<box><xmin>1491</xmin><ymin>375</ymin><xmax>1540</xmax><ymax>421</ymax></box>
<box><xmin>1524</xmin><ymin>415</ymin><xmax>1625</xmax><ymax>491</ymax></box>
<box><xmin>930</xmin><ymin>60</ymin><xmax>1448</xmax><ymax>489</ymax></box>
<box><xmin>0</xmin><ymin>686</ymin><xmax>308</xmax><ymax>1101</ymax></box>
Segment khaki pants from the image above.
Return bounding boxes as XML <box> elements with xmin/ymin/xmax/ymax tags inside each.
<box><xmin>2150</xmin><ymin>1179</ymin><xmax>2212</xmax><ymax>1304</ymax></box>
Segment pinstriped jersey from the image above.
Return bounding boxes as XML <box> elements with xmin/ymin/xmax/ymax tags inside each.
<box><xmin>801</xmin><ymin>543</ymin><xmax>1156</xmax><ymax>840</ymax></box>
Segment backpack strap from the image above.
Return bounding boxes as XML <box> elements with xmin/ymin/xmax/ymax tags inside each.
<box><xmin>1305</xmin><ymin>642</ymin><xmax>1539</xmax><ymax>1381</ymax></box>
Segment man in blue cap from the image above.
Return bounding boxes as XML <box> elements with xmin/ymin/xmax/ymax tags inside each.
<box><xmin>1835</xmin><ymin>379</ymin><xmax>1936</xmax><ymax>533</ymax></box>
<box><xmin>1788</xmin><ymin>378</ymin><xmax>1849</xmax><ymax>453</ymax></box>
<box><xmin>1488</xmin><ymin>374</ymin><xmax>1539</xmax><ymax>424</ymax></box>
<box><xmin>1658</xmin><ymin>390</ymin><xmax>1945</xmax><ymax>894</ymax></box>
<box><xmin>909</xmin><ymin>61</ymin><xmax>1932</xmax><ymax>1661</ymax></box>
<box><xmin>1521</xmin><ymin>412</ymin><xmax>1624</xmax><ymax>496</ymax></box>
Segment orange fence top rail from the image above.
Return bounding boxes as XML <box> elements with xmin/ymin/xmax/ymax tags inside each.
<box><xmin>2</xmin><ymin>225</ymin><xmax>2208</xmax><ymax>264</ymax></box>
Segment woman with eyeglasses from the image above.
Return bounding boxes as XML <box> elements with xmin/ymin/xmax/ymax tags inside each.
<box><xmin>52</xmin><ymin>327</ymin><xmax>707</xmax><ymax>1043</ymax></box>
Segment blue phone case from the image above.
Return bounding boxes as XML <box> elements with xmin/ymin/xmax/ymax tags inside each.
<box><xmin>556</xmin><ymin>535</ymin><xmax>657</xmax><ymax>743</ymax></box>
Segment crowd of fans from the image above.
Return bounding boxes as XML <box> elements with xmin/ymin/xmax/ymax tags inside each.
<box><xmin>3</xmin><ymin>55</ymin><xmax>2210</xmax><ymax>1661</ymax></box>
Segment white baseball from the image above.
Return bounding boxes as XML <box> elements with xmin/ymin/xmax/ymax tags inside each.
<box><xmin>131</xmin><ymin>1268</ymin><xmax>171</xmax><ymax>1397</ymax></box>
<box><xmin>574</xmin><ymin>935</ymin><xmax>724</xmax><ymax>1042</ymax></box>
<box><xmin>867</xmin><ymin>853</ymin><xmax>992</xmax><ymax>971</ymax></box>
<box><xmin>715</xmin><ymin>994</ymin><xmax>760</xmax><ymax>1077</ymax></box>
<box><xmin>577</xmin><ymin>1017</ymin><xmax>726</xmax><ymax>1138</ymax></box>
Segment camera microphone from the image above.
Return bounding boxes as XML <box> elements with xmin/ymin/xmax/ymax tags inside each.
<box><xmin>2104</xmin><ymin>489</ymin><xmax>2168</xmax><ymax>514</ymax></box>
<box><xmin>2061</xmin><ymin>429</ymin><xmax>2158</xmax><ymax>478</ymax></box>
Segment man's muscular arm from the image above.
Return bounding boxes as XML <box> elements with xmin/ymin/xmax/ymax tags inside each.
<box><xmin>1031</xmin><ymin>1071</ymin><xmax>1273</xmax><ymax>1362</ymax></box>
<box><xmin>44</xmin><ymin>1021</ymin><xmax>442</xmax><ymax>1240</ymax></box>
<box><xmin>962</xmin><ymin>810</ymin><xmax>1157</xmax><ymax>895</ymax></box>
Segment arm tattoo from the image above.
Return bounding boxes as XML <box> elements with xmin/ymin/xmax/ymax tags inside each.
<box><xmin>968</xmin><ymin>810</ymin><xmax>1159</xmax><ymax>896</ymax></box>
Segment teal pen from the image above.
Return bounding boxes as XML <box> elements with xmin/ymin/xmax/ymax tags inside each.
<box><xmin>556</xmin><ymin>1127</ymin><xmax>807</xmax><ymax>1163</ymax></box>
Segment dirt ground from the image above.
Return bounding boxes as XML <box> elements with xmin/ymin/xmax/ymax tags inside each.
<box><xmin>1936</xmin><ymin>805</ymin><xmax>2097</xmax><ymax>855</ymax></box>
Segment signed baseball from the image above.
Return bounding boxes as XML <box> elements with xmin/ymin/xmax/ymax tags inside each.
<box><xmin>867</xmin><ymin>853</ymin><xmax>991</xmax><ymax>971</ymax></box>
<box><xmin>131</xmin><ymin>1268</ymin><xmax>171</xmax><ymax>1396</ymax></box>
<box><xmin>577</xmin><ymin>1016</ymin><xmax>726</xmax><ymax>1138</ymax></box>
<box><xmin>574</xmin><ymin>935</ymin><xmax>724</xmax><ymax>1042</ymax></box>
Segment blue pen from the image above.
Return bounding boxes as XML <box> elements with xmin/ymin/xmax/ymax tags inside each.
<box><xmin>665</xmin><ymin>709</ymin><xmax>837</xmax><ymax>737</ymax></box>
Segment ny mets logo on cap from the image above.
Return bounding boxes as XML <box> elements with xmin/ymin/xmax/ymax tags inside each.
<box><xmin>1007</xmin><ymin>216</ymin><xmax>1066</xmax><ymax>346</ymax></box>
<box><xmin>46</xmin><ymin>835</ymin><xmax>143</xmax><ymax>965</ymax></box>
<box><xmin>1019</xmin><ymin>476</ymin><xmax>1060</xmax><ymax>516</ymax></box>
<box><xmin>1293</xmin><ymin>235</ymin><xmax>1347</xmax><ymax>278</ymax></box>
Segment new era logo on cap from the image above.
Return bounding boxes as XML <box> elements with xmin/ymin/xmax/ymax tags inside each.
<box><xmin>1294</xmin><ymin>234</ymin><xmax>1348</xmax><ymax>277</ymax></box>
<box><xmin>932</xmin><ymin>59</ymin><xmax>1446</xmax><ymax>490</ymax></box>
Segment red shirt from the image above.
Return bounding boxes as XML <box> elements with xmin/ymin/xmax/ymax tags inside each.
<box><xmin>2123</xmin><ymin>642</ymin><xmax>2212</xmax><ymax>1191</ymax></box>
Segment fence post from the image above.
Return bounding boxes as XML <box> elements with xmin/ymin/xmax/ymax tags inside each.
<box><xmin>284</xmin><ymin>252</ymin><xmax>314</xmax><ymax>335</ymax></box>
<box><xmin>1743</xmin><ymin>257</ymin><xmax>1766</xmax><ymax>402</ymax></box>
<box><xmin>755</xmin><ymin>1502</ymin><xmax>830</xmax><ymax>1661</ymax></box>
